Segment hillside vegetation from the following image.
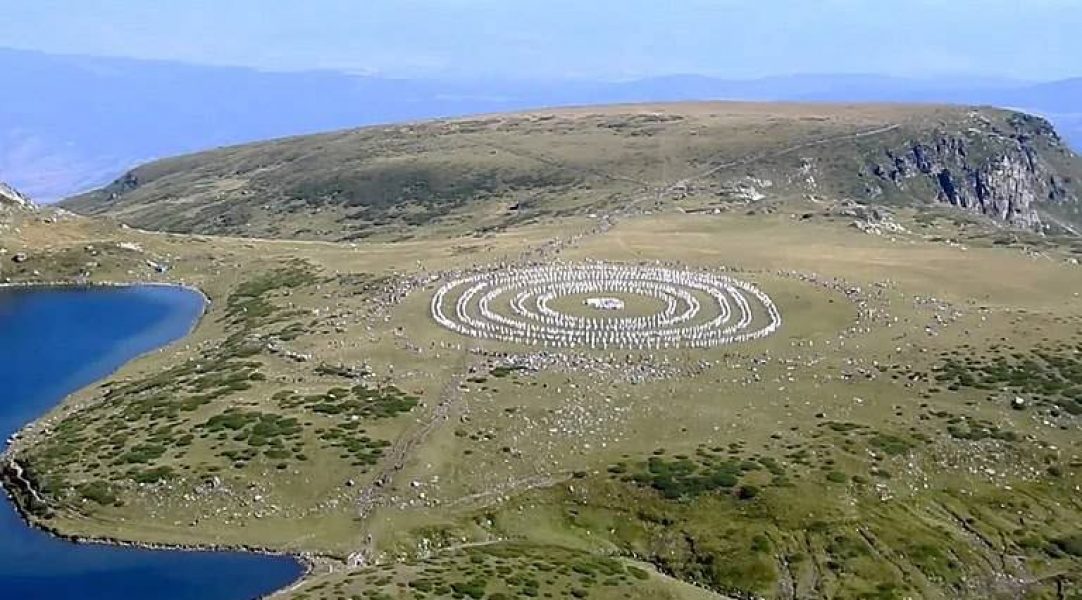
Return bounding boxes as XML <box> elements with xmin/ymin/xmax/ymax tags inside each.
<box><xmin>6</xmin><ymin>104</ymin><xmax>1082</xmax><ymax>599</ymax></box>
<box><xmin>65</xmin><ymin>103</ymin><xmax>1082</xmax><ymax>241</ymax></box>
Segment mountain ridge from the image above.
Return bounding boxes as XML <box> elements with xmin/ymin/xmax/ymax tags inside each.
<box><xmin>62</xmin><ymin>102</ymin><xmax>1082</xmax><ymax>241</ymax></box>
<box><xmin>0</xmin><ymin>181</ymin><xmax>34</xmax><ymax>210</ymax></box>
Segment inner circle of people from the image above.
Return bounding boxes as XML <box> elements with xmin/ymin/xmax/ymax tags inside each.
<box><xmin>431</xmin><ymin>262</ymin><xmax>781</xmax><ymax>350</ymax></box>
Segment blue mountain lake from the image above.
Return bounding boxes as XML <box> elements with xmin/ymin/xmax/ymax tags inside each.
<box><xmin>0</xmin><ymin>285</ymin><xmax>303</xmax><ymax>600</ymax></box>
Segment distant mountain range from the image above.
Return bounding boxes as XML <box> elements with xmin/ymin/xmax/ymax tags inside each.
<box><xmin>1</xmin><ymin>48</ymin><xmax>1079</xmax><ymax>201</ymax></box>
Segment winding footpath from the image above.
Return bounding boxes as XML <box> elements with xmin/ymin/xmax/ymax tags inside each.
<box><xmin>334</xmin><ymin>119</ymin><xmax>904</xmax><ymax>583</ymax></box>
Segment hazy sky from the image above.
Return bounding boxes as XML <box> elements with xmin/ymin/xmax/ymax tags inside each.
<box><xmin>3</xmin><ymin>0</ymin><xmax>1079</xmax><ymax>80</ymax></box>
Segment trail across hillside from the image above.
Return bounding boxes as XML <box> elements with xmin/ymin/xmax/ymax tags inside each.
<box><xmin>341</xmin><ymin>118</ymin><xmax>905</xmax><ymax>571</ymax></box>
<box><xmin>640</xmin><ymin>123</ymin><xmax>903</xmax><ymax>213</ymax></box>
<box><xmin>677</xmin><ymin>123</ymin><xmax>902</xmax><ymax>186</ymax></box>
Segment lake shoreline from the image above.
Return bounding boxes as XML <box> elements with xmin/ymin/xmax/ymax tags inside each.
<box><xmin>1</xmin><ymin>280</ymin><xmax>209</xmax><ymax>459</ymax></box>
<box><xmin>0</xmin><ymin>281</ymin><xmax>312</xmax><ymax>599</ymax></box>
<box><xmin>0</xmin><ymin>462</ymin><xmax>314</xmax><ymax>593</ymax></box>
<box><xmin>0</xmin><ymin>279</ymin><xmax>211</xmax><ymax>304</ymax></box>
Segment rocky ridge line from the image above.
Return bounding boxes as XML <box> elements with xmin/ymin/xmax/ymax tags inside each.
<box><xmin>864</xmin><ymin>113</ymin><xmax>1079</xmax><ymax>232</ymax></box>
<box><xmin>0</xmin><ymin>181</ymin><xmax>36</xmax><ymax>210</ymax></box>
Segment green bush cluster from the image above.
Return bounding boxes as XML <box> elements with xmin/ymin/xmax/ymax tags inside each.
<box><xmin>198</xmin><ymin>409</ymin><xmax>305</xmax><ymax>466</ymax></box>
<box><xmin>611</xmin><ymin>446</ymin><xmax>785</xmax><ymax>500</ymax></box>
<box><xmin>225</xmin><ymin>264</ymin><xmax>319</xmax><ymax>329</ymax></box>
<box><xmin>390</xmin><ymin>544</ymin><xmax>642</xmax><ymax>600</ymax></box>
<box><xmin>933</xmin><ymin>343</ymin><xmax>1082</xmax><ymax>414</ymax></box>
<box><xmin>76</xmin><ymin>480</ymin><xmax>119</xmax><ymax>506</ymax></box>
<box><xmin>277</xmin><ymin>384</ymin><xmax>419</xmax><ymax>420</ymax></box>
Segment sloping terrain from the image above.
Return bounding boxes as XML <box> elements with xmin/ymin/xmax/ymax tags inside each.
<box><xmin>64</xmin><ymin>103</ymin><xmax>1082</xmax><ymax>241</ymax></box>
<box><xmin>0</xmin><ymin>181</ymin><xmax>34</xmax><ymax>210</ymax></box>
<box><xmin>0</xmin><ymin>181</ymin><xmax>34</xmax><ymax>241</ymax></box>
<box><xmin>6</xmin><ymin>197</ymin><xmax>1082</xmax><ymax>600</ymax></box>
<box><xmin>5</xmin><ymin>104</ymin><xmax>1082</xmax><ymax>600</ymax></box>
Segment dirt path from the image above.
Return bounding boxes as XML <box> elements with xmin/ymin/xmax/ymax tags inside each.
<box><xmin>622</xmin><ymin>123</ymin><xmax>903</xmax><ymax>214</ymax></box>
<box><xmin>351</xmin><ymin>352</ymin><xmax>484</xmax><ymax>564</ymax></box>
<box><xmin>443</xmin><ymin>474</ymin><xmax>567</xmax><ymax>509</ymax></box>
<box><xmin>343</xmin><ymin>118</ymin><xmax>905</xmax><ymax>568</ymax></box>
<box><xmin>679</xmin><ymin>123</ymin><xmax>901</xmax><ymax>186</ymax></box>
<box><xmin>479</xmin><ymin>140</ymin><xmax>655</xmax><ymax>189</ymax></box>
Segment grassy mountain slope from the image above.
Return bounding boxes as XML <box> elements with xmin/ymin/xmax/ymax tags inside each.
<box><xmin>5</xmin><ymin>197</ymin><xmax>1082</xmax><ymax>599</ymax></box>
<box><xmin>10</xmin><ymin>104</ymin><xmax>1082</xmax><ymax>599</ymax></box>
<box><xmin>64</xmin><ymin>103</ymin><xmax>1082</xmax><ymax>241</ymax></box>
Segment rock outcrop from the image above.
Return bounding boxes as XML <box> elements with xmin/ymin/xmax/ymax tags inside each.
<box><xmin>0</xmin><ymin>181</ymin><xmax>35</xmax><ymax>211</ymax></box>
<box><xmin>865</xmin><ymin>113</ymin><xmax>1079</xmax><ymax>232</ymax></box>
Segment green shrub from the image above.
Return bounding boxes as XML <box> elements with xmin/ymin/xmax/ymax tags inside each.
<box><xmin>77</xmin><ymin>480</ymin><xmax>118</xmax><ymax>505</ymax></box>
<box><xmin>626</xmin><ymin>566</ymin><xmax>649</xmax><ymax>580</ymax></box>
<box><xmin>826</xmin><ymin>471</ymin><xmax>848</xmax><ymax>483</ymax></box>
<box><xmin>1053</xmin><ymin>534</ymin><xmax>1082</xmax><ymax>557</ymax></box>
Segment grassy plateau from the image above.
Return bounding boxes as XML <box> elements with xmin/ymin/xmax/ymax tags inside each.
<box><xmin>2</xmin><ymin>102</ymin><xmax>1082</xmax><ymax>599</ymax></box>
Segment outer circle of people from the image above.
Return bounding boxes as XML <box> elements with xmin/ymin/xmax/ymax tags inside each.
<box><xmin>431</xmin><ymin>263</ymin><xmax>782</xmax><ymax>349</ymax></box>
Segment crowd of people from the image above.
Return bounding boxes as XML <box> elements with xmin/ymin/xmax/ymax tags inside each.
<box><xmin>430</xmin><ymin>263</ymin><xmax>781</xmax><ymax>350</ymax></box>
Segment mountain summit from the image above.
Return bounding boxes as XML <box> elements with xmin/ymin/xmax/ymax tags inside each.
<box><xmin>63</xmin><ymin>103</ymin><xmax>1082</xmax><ymax>241</ymax></box>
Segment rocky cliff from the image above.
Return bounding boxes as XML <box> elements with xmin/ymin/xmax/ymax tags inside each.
<box><xmin>0</xmin><ymin>181</ymin><xmax>35</xmax><ymax>211</ymax></box>
<box><xmin>863</xmin><ymin>113</ymin><xmax>1080</xmax><ymax>233</ymax></box>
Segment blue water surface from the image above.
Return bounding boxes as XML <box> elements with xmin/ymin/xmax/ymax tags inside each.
<box><xmin>0</xmin><ymin>285</ymin><xmax>303</xmax><ymax>600</ymax></box>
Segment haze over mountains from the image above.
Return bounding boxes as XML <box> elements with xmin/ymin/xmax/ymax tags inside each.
<box><xmin>2</xmin><ymin>47</ymin><xmax>1080</xmax><ymax>201</ymax></box>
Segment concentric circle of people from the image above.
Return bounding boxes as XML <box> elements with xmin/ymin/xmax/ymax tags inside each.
<box><xmin>431</xmin><ymin>263</ymin><xmax>781</xmax><ymax>349</ymax></box>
